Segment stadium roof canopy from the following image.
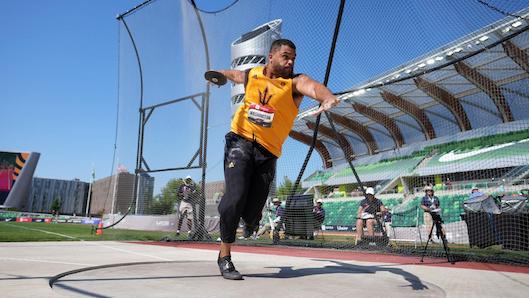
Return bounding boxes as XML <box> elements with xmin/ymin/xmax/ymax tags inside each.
<box><xmin>292</xmin><ymin>9</ymin><xmax>529</xmax><ymax>169</ymax></box>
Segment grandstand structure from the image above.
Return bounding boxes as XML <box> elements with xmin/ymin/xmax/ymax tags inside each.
<box><xmin>293</xmin><ymin>9</ymin><xmax>529</xmax><ymax>237</ymax></box>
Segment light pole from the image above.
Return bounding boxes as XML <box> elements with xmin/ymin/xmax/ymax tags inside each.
<box><xmin>85</xmin><ymin>168</ymin><xmax>95</xmax><ymax>217</ymax></box>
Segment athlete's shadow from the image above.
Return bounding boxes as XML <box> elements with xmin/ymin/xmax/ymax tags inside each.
<box><xmin>245</xmin><ymin>259</ymin><xmax>428</xmax><ymax>290</ymax></box>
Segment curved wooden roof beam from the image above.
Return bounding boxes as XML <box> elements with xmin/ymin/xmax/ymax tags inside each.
<box><xmin>352</xmin><ymin>102</ymin><xmax>404</xmax><ymax>148</ymax></box>
<box><xmin>305</xmin><ymin>121</ymin><xmax>355</xmax><ymax>162</ymax></box>
<box><xmin>414</xmin><ymin>77</ymin><xmax>472</xmax><ymax>131</ymax></box>
<box><xmin>327</xmin><ymin>112</ymin><xmax>378</xmax><ymax>155</ymax></box>
<box><xmin>503</xmin><ymin>40</ymin><xmax>529</xmax><ymax>73</ymax></box>
<box><xmin>289</xmin><ymin>130</ymin><xmax>333</xmax><ymax>169</ymax></box>
<box><xmin>454</xmin><ymin>61</ymin><xmax>513</xmax><ymax>122</ymax></box>
<box><xmin>380</xmin><ymin>90</ymin><xmax>436</xmax><ymax>139</ymax></box>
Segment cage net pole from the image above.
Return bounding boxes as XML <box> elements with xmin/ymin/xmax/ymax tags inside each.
<box><xmin>190</xmin><ymin>0</ymin><xmax>211</xmax><ymax>241</ymax></box>
<box><xmin>291</xmin><ymin>0</ymin><xmax>366</xmax><ymax>196</ymax></box>
<box><xmin>94</xmin><ymin>14</ymin><xmax>145</xmax><ymax>233</ymax></box>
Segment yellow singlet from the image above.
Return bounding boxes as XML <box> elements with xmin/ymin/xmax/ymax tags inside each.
<box><xmin>231</xmin><ymin>66</ymin><xmax>299</xmax><ymax>157</ymax></box>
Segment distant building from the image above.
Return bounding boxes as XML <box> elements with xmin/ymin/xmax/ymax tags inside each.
<box><xmin>27</xmin><ymin>178</ymin><xmax>89</xmax><ymax>215</ymax></box>
<box><xmin>137</xmin><ymin>173</ymin><xmax>155</xmax><ymax>214</ymax></box>
<box><xmin>0</xmin><ymin>151</ymin><xmax>40</xmax><ymax>210</ymax></box>
<box><xmin>90</xmin><ymin>172</ymin><xmax>154</xmax><ymax>216</ymax></box>
<box><xmin>230</xmin><ymin>19</ymin><xmax>282</xmax><ymax>115</ymax></box>
<box><xmin>205</xmin><ymin>180</ymin><xmax>224</xmax><ymax>204</ymax></box>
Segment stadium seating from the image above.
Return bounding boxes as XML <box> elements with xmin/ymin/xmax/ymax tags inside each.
<box><xmin>304</xmin><ymin>129</ymin><xmax>529</xmax><ymax>230</ymax></box>
<box><xmin>390</xmin><ymin>198</ymin><xmax>421</xmax><ymax>227</ymax></box>
<box><xmin>322</xmin><ymin>198</ymin><xmax>403</xmax><ymax>226</ymax></box>
<box><xmin>0</xmin><ymin>212</ymin><xmax>18</xmax><ymax>219</ymax></box>
<box><xmin>323</xmin><ymin>156</ymin><xmax>424</xmax><ymax>186</ymax></box>
<box><xmin>304</xmin><ymin>170</ymin><xmax>334</xmax><ymax>184</ymax></box>
<box><xmin>321</xmin><ymin>195</ymin><xmax>470</xmax><ymax>228</ymax></box>
<box><xmin>426</xmin><ymin>129</ymin><xmax>529</xmax><ymax>154</ymax></box>
<box><xmin>322</xmin><ymin>200</ymin><xmax>359</xmax><ymax>226</ymax></box>
<box><xmin>304</xmin><ymin>129</ymin><xmax>529</xmax><ymax>188</ymax></box>
<box><xmin>390</xmin><ymin>195</ymin><xmax>467</xmax><ymax>227</ymax></box>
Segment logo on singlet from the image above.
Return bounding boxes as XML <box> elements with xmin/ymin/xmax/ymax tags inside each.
<box><xmin>258</xmin><ymin>87</ymin><xmax>273</xmax><ymax>105</ymax></box>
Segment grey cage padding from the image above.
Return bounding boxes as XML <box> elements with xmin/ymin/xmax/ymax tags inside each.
<box><xmin>500</xmin><ymin>195</ymin><xmax>528</xmax><ymax>213</ymax></box>
<box><xmin>464</xmin><ymin>195</ymin><xmax>502</xmax><ymax>214</ymax></box>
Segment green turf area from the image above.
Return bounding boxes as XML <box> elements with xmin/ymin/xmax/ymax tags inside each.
<box><xmin>0</xmin><ymin>222</ymin><xmax>175</xmax><ymax>242</ymax></box>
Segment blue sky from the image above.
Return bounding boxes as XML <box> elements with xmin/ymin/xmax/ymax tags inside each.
<box><xmin>1</xmin><ymin>1</ymin><xmax>138</xmax><ymax>182</ymax></box>
<box><xmin>2</xmin><ymin>0</ymin><xmax>527</xmax><ymax>194</ymax></box>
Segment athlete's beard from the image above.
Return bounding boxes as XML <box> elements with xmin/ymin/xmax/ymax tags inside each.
<box><xmin>272</xmin><ymin>63</ymin><xmax>293</xmax><ymax>78</ymax></box>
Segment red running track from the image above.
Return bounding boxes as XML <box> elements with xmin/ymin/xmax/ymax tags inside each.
<box><xmin>133</xmin><ymin>241</ymin><xmax>529</xmax><ymax>274</ymax></box>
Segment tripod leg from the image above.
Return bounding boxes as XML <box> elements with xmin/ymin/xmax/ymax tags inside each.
<box><xmin>420</xmin><ymin>224</ymin><xmax>435</xmax><ymax>262</ymax></box>
<box><xmin>439</xmin><ymin>226</ymin><xmax>454</xmax><ymax>264</ymax></box>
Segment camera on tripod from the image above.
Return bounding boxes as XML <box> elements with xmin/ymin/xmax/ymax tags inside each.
<box><xmin>429</xmin><ymin>211</ymin><xmax>443</xmax><ymax>223</ymax></box>
<box><xmin>421</xmin><ymin>210</ymin><xmax>454</xmax><ymax>264</ymax></box>
<box><xmin>429</xmin><ymin>211</ymin><xmax>444</xmax><ymax>239</ymax></box>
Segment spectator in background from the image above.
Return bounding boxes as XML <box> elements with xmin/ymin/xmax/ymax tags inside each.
<box><xmin>420</xmin><ymin>185</ymin><xmax>440</xmax><ymax>237</ymax></box>
<box><xmin>327</xmin><ymin>187</ymin><xmax>340</xmax><ymax>198</ymax></box>
<box><xmin>356</xmin><ymin>187</ymin><xmax>386</xmax><ymax>243</ymax></box>
<box><xmin>176</xmin><ymin>175</ymin><xmax>196</xmax><ymax>236</ymax></box>
<box><xmin>500</xmin><ymin>179</ymin><xmax>506</xmax><ymax>192</ymax></box>
<box><xmin>312</xmin><ymin>198</ymin><xmax>326</xmax><ymax>239</ymax></box>
<box><xmin>256</xmin><ymin>198</ymin><xmax>284</xmax><ymax>241</ymax></box>
<box><xmin>445</xmin><ymin>178</ymin><xmax>452</xmax><ymax>190</ymax></box>
<box><xmin>469</xmin><ymin>185</ymin><xmax>485</xmax><ymax>199</ymax></box>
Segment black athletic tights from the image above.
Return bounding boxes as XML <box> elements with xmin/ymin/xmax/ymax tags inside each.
<box><xmin>218</xmin><ymin>132</ymin><xmax>277</xmax><ymax>243</ymax></box>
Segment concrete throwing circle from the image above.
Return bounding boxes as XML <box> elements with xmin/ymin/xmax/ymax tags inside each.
<box><xmin>51</xmin><ymin>260</ymin><xmax>446</xmax><ymax>297</ymax></box>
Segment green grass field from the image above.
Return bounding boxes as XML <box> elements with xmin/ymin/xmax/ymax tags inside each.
<box><xmin>0</xmin><ymin>222</ymin><xmax>175</xmax><ymax>242</ymax></box>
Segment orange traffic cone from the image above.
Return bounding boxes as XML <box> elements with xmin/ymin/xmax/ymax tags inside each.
<box><xmin>95</xmin><ymin>221</ymin><xmax>103</xmax><ymax>236</ymax></box>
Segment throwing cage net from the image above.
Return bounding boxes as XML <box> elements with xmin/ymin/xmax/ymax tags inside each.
<box><xmin>104</xmin><ymin>0</ymin><xmax>529</xmax><ymax>265</ymax></box>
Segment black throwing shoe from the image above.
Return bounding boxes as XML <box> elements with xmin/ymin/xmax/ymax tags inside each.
<box><xmin>217</xmin><ymin>255</ymin><xmax>243</xmax><ymax>280</ymax></box>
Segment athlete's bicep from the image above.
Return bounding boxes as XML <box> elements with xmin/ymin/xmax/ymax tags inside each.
<box><xmin>293</xmin><ymin>74</ymin><xmax>318</xmax><ymax>99</ymax></box>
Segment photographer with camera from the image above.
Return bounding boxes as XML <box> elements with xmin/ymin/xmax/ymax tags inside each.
<box><xmin>419</xmin><ymin>186</ymin><xmax>453</xmax><ymax>263</ymax></box>
<box><xmin>176</xmin><ymin>175</ymin><xmax>196</xmax><ymax>236</ymax></box>
<box><xmin>310</xmin><ymin>198</ymin><xmax>326</xmax><ymax>239</ymax></box>
<box><xmin>420</xmin><ymin>185</ymin><xmax>441</xmax><ymax>238</ymax></box>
